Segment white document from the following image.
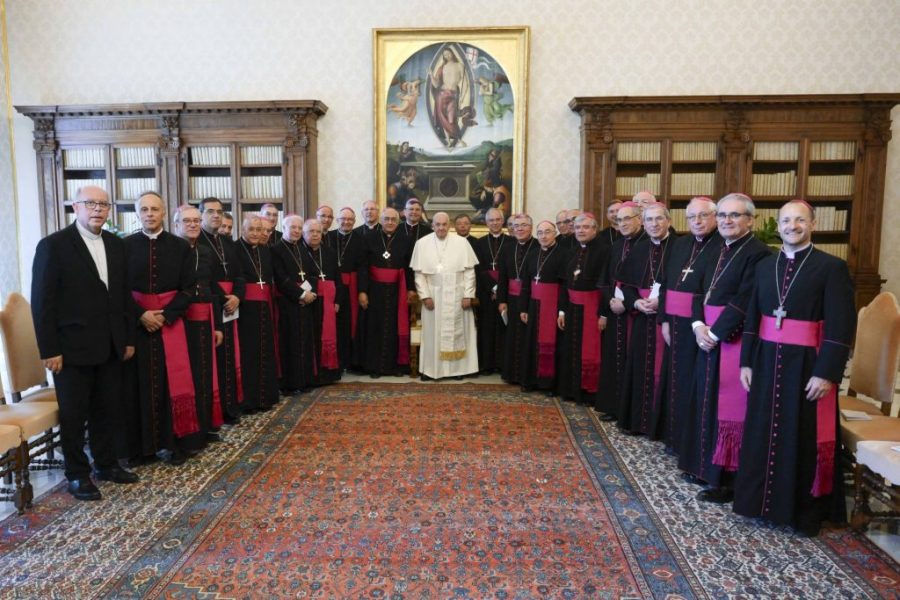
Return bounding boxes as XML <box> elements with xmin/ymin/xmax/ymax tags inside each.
<box><xmin>649</xmin><ymin>282</ymin><xmax>661</xmax><ymax>300</ymax></box>
<box><xmin>300</xmin><ymin>280</ymin><xmax>313</xmax><ymax>292</ymax></box>
<box><xmin>222</xmin><ymin>307</ymin><xmax>239</xmax><ymax>323</ymax></box>
<box><xmin>614</xmin><ymin>286</ymin><xmax>625</xmax><ymax>300</ymax></box>
<box><xmin>840</xmin><ymin>409</ymin><xmax>872</xmax><ymax>421</ymax></box>
<box><xmin>500</xmin><ymin>309</ymin><xmax>508</xmax><ymax>326</ymax></box>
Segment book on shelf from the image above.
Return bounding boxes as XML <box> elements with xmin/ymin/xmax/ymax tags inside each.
<box><xmin>751</xmin><ymin>170</ymin><xmax>797</xmax><ymax>196</ymax></box>
<box><xmin>816</xmin><ymin>243</ymin><xmax>849</xmax><ymax>260</ymax></box>
<box><xmin>190</xmin><ymin>146</ymin><xmax>232</xmax><ymax>167</ymax></box>
<box><xmin>751</xmin><ymin>207</ymin><xmax>847</xmax><ymax>233</ymax></box>
<box><xmin>115</xmin><ymin>147</ymin><xmax>157</xmax><ymax>168</ymax></box>
<box><xmin>115</xmin><ymin>211</ymin><xmax>141</xmax><ymax>235</ymax></box>
<box><xmin>240</xmin><ymin>145</ymin><xmax>282</xmax><ymax>166</ymax></box>
<box><xmin>615</xmin><ymin>173</ymin><xmax>661</xmax><ymax>196</ymax></box>
<box><xmin>616</xmin><ymin>141</ymin><xmax>661</xmax><ymax>162</ymax></box>
<box><xmin>671</xmin><ymin>141</ymin><xmax>717</xmax><ymax>162</ymax></box>
<box><xmin>63</xmin><ymin>148</ymin><xmax>106</xmax><ymax>169</ymax></box>
<box><xmin>189</xmin><ymin>176</ymin><xmax>232</xmax><ymax>199</ymax></box>
<box><xmin>65</xmin><ymin>178</ymin><xmax>108</xmax><ymax>202</ymax></box>
<box><xmin>752</xmin><ymin>141</ymin><xmax>799</xmax><ymax>161</ymax></box>
<box><xmin>809</xmin><ymin>141</ymin><xmax>856</xmax><ymax>161</ymax></box>
<box><xmin>670</xmin><ymin>172</ymin><xmax>715</xmax><ymax>196</ymax></box>
<box><xmin>240</xmin><ymin>175</ymin><xmax>284</xmax><ymax>200</ymax></box>
<box><xmin>807</xmin><ymin>175</ymin><xmax>854</xmax><ymax>196</ymax></box>
<box><xmin>116</xmin><ymin>178</ymin><xmax>158</xmax><ymax>201</ymax></box>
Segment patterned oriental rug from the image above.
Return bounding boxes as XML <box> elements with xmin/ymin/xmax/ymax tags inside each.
<box><xmin>1</xmin><ymin>384</ymin><xmax>898</xmax><ymax>599</ymax></box>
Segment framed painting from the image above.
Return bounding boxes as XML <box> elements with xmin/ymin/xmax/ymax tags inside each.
<box><xmin>373</xmin><ymin>26</ymin><xmax>529</xmax><ymax>225</ymax></box>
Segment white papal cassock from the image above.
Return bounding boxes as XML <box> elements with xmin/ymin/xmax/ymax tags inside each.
<box><xmin>410</xmin><ymin>231</ymin><xmax>480</xmax><ymax>379</ymax></box>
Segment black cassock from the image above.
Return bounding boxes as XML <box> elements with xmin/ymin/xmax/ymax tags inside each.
<box><xmin>653</xmin><ymin>231</ymin><xmax>721</xmax><ymax>450</ymax></box>
<box><xmin>351</xmin><ymin>224</ymin><xmax>381</xmax><ymax>367</ymax></box>
<box><xmin>197</xmin><ymin>230</ymin><xmax>245</xmax><ymax>421</ymax></box>
<box><xmin>124</xmin><ymin>231</ymin><xmax>195</xmax><ymax>459</ymax></box>
<box><xmin>596</xmin><ymin>226</ymin><xmax>621</xmax><ymax>257</ymax></box>
<box><xmin>617</xmin><ymin>234</ymin><xmax>677</xmax><ymax>434</ymax></box>
<box><xmin>397</xmin><ymin>220</ymin><xmax>432</xmax><ymax>244</ymax></box>
<box><xmin>298</xmin><ymin>241</ymin><xmax>343</xmax><ymax>386</ymax></box>
<box><xmin>182</xmin><ymin>244</ymin><xmax>224</xmax><ymax>451</ymax></box>
<box><xmin>519</xmin><ymin>242</ymin><xmax>568</xmax><ymax>392</ymax></box>
<box><xmin>497</xmin><ymin>238</ymin><xmax>539</xmax><ymax>385</ymax></box>
<box><xmin>327</xmin><ymin>229</ymin><xmax>367</xmax><ymax>370</ymax></box>
<box><xmin>473</xmin><ymin>233</ymin><xmax>511</xmax><ymax>373</ymax></box>
<box><xmin>235</xmin><ymin>240</ymin><xmax>279</xmax><ymax>411</ymax></box>
<box><xmin>678</xmin><ymin>233</ymin><xmax>770</xmax><ymax>483</ymax></box>
<box><xmin>598</xmin><ymin>231</ymin><xmax>645</xmax><ymax>416</ymax></box>
<box><xmin>272</xmin><ymin>239</ymin><xmax>317</xmax><ymax>393</ymax></box>
<box><xmin>734</xmin><ymin>247</ymin><xmax>854</xmax><ymax>535</ymax></box>
<box><xmin>558</xmin><ymin>236</ymin><xmax>608</xmax><ymax>404</ymax></box>
<box><xmin>358</xmin><ymin>229</ymin><xmax>415</xmax><ymax>376</ymax></box>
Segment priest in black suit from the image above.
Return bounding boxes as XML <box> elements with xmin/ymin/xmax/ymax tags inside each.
<box><xmin>32</xmin><ymin>186</ymin><xmax>140</xmax><ymax>500</ymax></box>
<box><xmin>473</xmin><ymin>208</ymin><xmax>510</xmax><ymax>374</ymax></box>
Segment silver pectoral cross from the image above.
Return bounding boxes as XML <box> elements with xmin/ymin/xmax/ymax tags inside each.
<box><xmin>681</xmin><ymin>267</ymin><xmax>693</xmax><ymax>282</ymax></box>
<box><xmin>319</xmin><ymin>273</ymin><xmax>327</xmax><ymax>280</ymax></box>
<box><xmin>773</xmin><ymin>305</ymin><xmax>787</xmax><ymax>330</ymax></box>
<box><xmin>257</xmin><ymin>280</ymin><xmax>265</xmax><ymax>289</ymax></box>
<box><xmin>491</xmin><ymin>261</ymin><xmax>496</xmax><ymax>270</ymax></box>
<box><xmin>534</xmin><ymin>273</ymin><xmax>541</xmax><ymax>282</ymax></box>
<box><xmin>573</xmin><ymin>268</ymin><xmax>581</xmax><ymax>280</ymax></box>
<box><xmin>383</xmin><ymin>251</ymin><xmax>391</xmax><ymax>260</ymax></box>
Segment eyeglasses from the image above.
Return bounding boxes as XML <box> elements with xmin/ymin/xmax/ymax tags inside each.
<box><xmin>716</xmin><ymin>212</ymin><xmax>750</xmax><ymax>220</ymax></box>
<box><xmin>203</xmin><ymin>208</ymin><xmax>224</xmax><ymax>215</ymax></box>
<box><xmin>686</xmin><ymin>211</ymin><xmax>715</xmax><ymax>220</ymax></box>
<box><xmin>616</xmin><ymin>215</ymin><xmax>639</xmax><ymax>223</ymax></box>
<box><xmin>76</xmin><ymin>200</ymin><xmax>112</xmax><ymax>211</ymax></box>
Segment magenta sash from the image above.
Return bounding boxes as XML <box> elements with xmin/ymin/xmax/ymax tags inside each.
<box><xmin>185</xmin><ymin>302</ymin><xmax>223</xmax><ymax>429</ymax></box>
<box><xmin>759</xmin><ymin>315</ymin><xmax>835</xmax><ymax>497</ymax></box>
<box><xmin>568</xmin><ymin>289</ymin><xmax>601</xmax><ymax>392</ymax></box>
<box><xmin>368</xmin><ymin>266</ymin><xmax>410</xmax><ymax>365</ymax></box>
<box><xmin>318</xmin><ymin>280</ymin><xmax>339</xmax><ymax>370</ymax></box>
<box><xmin>705</xmin><ymin>304</ymin><xmax>747</xmax><ymax>471</ymax></box>
<box><xmin>508</xmin><ymin>279</ymin><xmax>522</xmax><ymax>297</ymax></box>
<box><xmin>341</xmin><ymin>272</ymin><xmax>359</xmax><ymax>338</ymax></box>
<box><xmin>244</xmin><ymin>282</ymin><xmax>282</xmax><ymax>378</ymax></box>
<box><xmin>217</xmin><ymin>281</ymin><xmax>243</xmax><ymax>404</ymax></box>
<box><xmin>132</xmin><ymin>291</ymin><xmax>199</xmax><ymax>438</ymax></box>
<box><xmin>532</xmin><ymin>282</ymin><xmax>560</xmax><ymax>378</ymax></box>
<box><xmin>639</xmin><ymin>288</ymin><xmax>666</xmax><ymax>394</ymax></box>
<box><xmin>665</xmin><ymin>289</ymin><xmax>695</xmax><ymax>319</ymax></box>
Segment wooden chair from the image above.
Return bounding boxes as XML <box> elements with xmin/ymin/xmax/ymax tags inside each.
<box><xmin>835</xmin><ymin>292</ymin><xmax>900</xmax><ymax>529</ymax></box>
<box><xmin>0</xmin><ymin>293</ymin><xmax>63</xmax><ymax>472</ymax></box>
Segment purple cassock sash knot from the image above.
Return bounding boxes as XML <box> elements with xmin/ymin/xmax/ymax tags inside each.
<box><xmin>759</xmin><ymin>315</ymin><xmax>835</xmax><ymax>498</ymax></box>
<box><xmin>705</xmin><ymin>304</ymin><xmax>746</xmax><ymax>471</ymax></box>
<box><xmin>664</xmin><ymin>289</ymin><xmax>695</xmax><ymax>318</ymax></box>
<box><xmin>568</xmin><ymin>289</ymin><xmax>601</xmax><ymax>393</ymax></box>
<box><xmin>532</xmin><ymin>282</ymin><xmax>560</xmax><ymax>378</ymax></box>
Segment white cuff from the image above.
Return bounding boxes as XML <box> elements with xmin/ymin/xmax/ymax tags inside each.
<box><xmin>708</xmin><ymin>330</ymin><xmax>720</xmax><ymax>342</ymax></box>
<box><xmin>558</xmin><ymin>311</ymin><xmax>565</xmax><ymax>317</ymax></box>
<box><xmin>691</xmin><ymin>321</ymin><xmax>705</xmax><ymax>331</ymax></box>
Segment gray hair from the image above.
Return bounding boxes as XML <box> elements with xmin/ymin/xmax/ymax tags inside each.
<box><xmin>718</xmin><ymin>193</ymin><xmax>756</xmax><ymax>217</ymax></box>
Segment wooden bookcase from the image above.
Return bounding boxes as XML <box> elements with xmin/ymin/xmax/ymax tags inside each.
<box><xmin>16</xmin><ymin>100</ymin><xmax>328</xmax><ymax>238</ymax></box>
<box><xmin>569</xmin><ymin>94</ymin><xmax>900</xmax><ymax>308</ymax></box>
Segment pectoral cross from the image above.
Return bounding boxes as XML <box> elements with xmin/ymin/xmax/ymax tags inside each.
<box><xmin>257</xmin><ymin>280</ymin><xmax>265</xmax><ymax>289</ymax></box>
<box><xmin>573</xmin><ymin>268</ymin><xmax>581</xmax><ymax>281</ymax></box>
<box><xmin>773</xmin><ymin>305</ymin><xmax>787</xmax><ymax>330</ymax></box>
<box><xmin>319</xmin><ymin>273</ymin><xmax>327</xmax><ymax>280</ymax></box>
<box><xmin>383</xmin><ymin>251</ymin><xmax>391</xmax><ymax>260</ymax></box>
<box><xmin>534</xmin><ymin>274</ymin><xmax>541</xmax><ymax>283</ymax></box>
<box><xmin>299</xmin><ymin>269</ymin><xmax>306</xmax><ymax>281</ymax></box>
<box><xmin>491</xmin><ymin>261</ymin><xmax>496</xmax><ymax>270</ymax></box>
<box><xmin>680</xmin><ymin>266</ymin><xmax>693</xmax><ymax>282</ymax></box>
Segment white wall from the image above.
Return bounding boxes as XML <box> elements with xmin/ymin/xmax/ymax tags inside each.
<box><xmin>5</xmin><ymin>0</ymin><xmax>900</xmax><ymax>298</ymax></box>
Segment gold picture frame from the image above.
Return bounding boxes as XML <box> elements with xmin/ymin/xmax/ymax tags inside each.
<box><xmin>373</xmin><ymin>26</ymin><xmax>529</xmax><ymax>226</ymax></box>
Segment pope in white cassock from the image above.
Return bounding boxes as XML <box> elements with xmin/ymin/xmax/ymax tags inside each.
<box><xmin>410</xmin><ymin>212</ymin><xmax>480</xmax><ymax>380</ymax></box>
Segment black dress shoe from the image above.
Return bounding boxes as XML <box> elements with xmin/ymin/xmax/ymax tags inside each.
<box><xmin>420</xmin><ymin>374</ymin><xmax>433</xmax><ymax>381</ymax></box>
<box><xmin>680</xmin><ymin>472</ymin><xmax>703</xmax><ymax>485</ymax></box>
<box><xmin>206</xmin><ymin>431</ymin><xmax>223</xmax><ymax>443</ymax></box>
<box><xmin>599</xmin><ymin>414</ymin><xmax>617</xmax><ymax>422</ymax></box>
<box><xmin>94</xmin><ymin>465</ymin><xmax>140</xmax><ymax>484</ymax></box>
<box><xmin>696</xmin><ymin>487</ymin><xmax>734</xmax><ymax>504</ymax></box>
<box><xmin>68</xmin><ymin>478</ymin><xmax>102</xmax><ymax>501</ymax></box>
<box><xmin>166</xmin><ymin>450</ymin><xmax>187</xmax><ymax>466</ymax></box>
<box><xmin>369</xmin><ymin>373</ymin><xmax>381</xmax><ymax>379</ymax></box>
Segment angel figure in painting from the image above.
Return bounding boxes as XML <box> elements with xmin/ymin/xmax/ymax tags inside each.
<box><xmin>388</xmin><ymin>79</ymin><xmax>422</xmax><ymax>126</ymax></box>
<box><xmin>478</xmin><ymin>75</ymin><xmax>513</xmax><ymax>124</ymax></box>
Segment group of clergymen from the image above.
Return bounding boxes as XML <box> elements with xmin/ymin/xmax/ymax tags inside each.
<box><xmin>33</xmin><ymin>185</ymin><xmax>854</xmax><ymax>537</ymax></box>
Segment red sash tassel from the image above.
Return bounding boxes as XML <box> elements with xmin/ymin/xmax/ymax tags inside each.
<box><xmin>217</xmin><ymin>281</ymin><xmax>243</xmax><ymax>404</ymax></box>
<box><xmin>132</xmin><ymin>291</ymin><xmax>199</xmax><ymax>438</ymax></box>
<box><xmin>533</xmin><ymin>282</ymin><xmax>559</xmax><ymax>378</ymax></box>
<box><xmin>318</xmin><ymin>279</ymin><xmax>339</xmax><ymax>370</ymax></box>
<box><xmin>759</xmin><ymin>315</ymin><xmax>835</xmax><ymax>497</ymax></box>
<box><xmin>185</xmin><ymin>302</ymin><xmax>223</xmax><ymax>428</ymax></box>
<box><xmin>705</xmin><ymin>304</ymin><xmax>747</xmax><ymax>471</ymax></box>
<box><xmin>369</xmin><ymin>266</ymin><xmax>410</xmax><ymax>365</ymax></box>
<box><xmin>568</xmin><ymin>289</ymin><xmax>601</xmax><ymax>393</ymax></box>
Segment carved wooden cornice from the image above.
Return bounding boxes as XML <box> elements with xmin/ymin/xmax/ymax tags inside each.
<box><xmin>15</xmin><ymin>100</ymin><xmax>328</xmax><ymax>119</ymax></box>
<box><xmin>569</xmin><ymin>94</ymin><xmax>900</xmax><ymax>113</ymax></box>
<box><xmin>31</xmin><ymin>115</ymin><xmax>56</xmax><ymax>153</ymax></box>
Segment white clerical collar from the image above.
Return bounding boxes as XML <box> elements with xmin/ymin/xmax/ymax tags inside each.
<box><xmin>75</xmin><ymin>220</ymin><xmax>102</xmax><ymax>241</ymax></box>
<box><xmin>783</xmin><ymin>243</ymin><xmax>812</xmax><ymax>259</ymax></box>
<box><xmin>142</xmin><ymin>228</ymin><xmax>163</xmax><ymax>240</ymax></box>
<box><xmin>491</xmin><ymin>232</ymin><xmax>503</xmax><ymax>238</ymax></box>
<box><xmin>651</xmin><ymin>235</ymin><xmax>667</xmax><ymax>245</ymax></box>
